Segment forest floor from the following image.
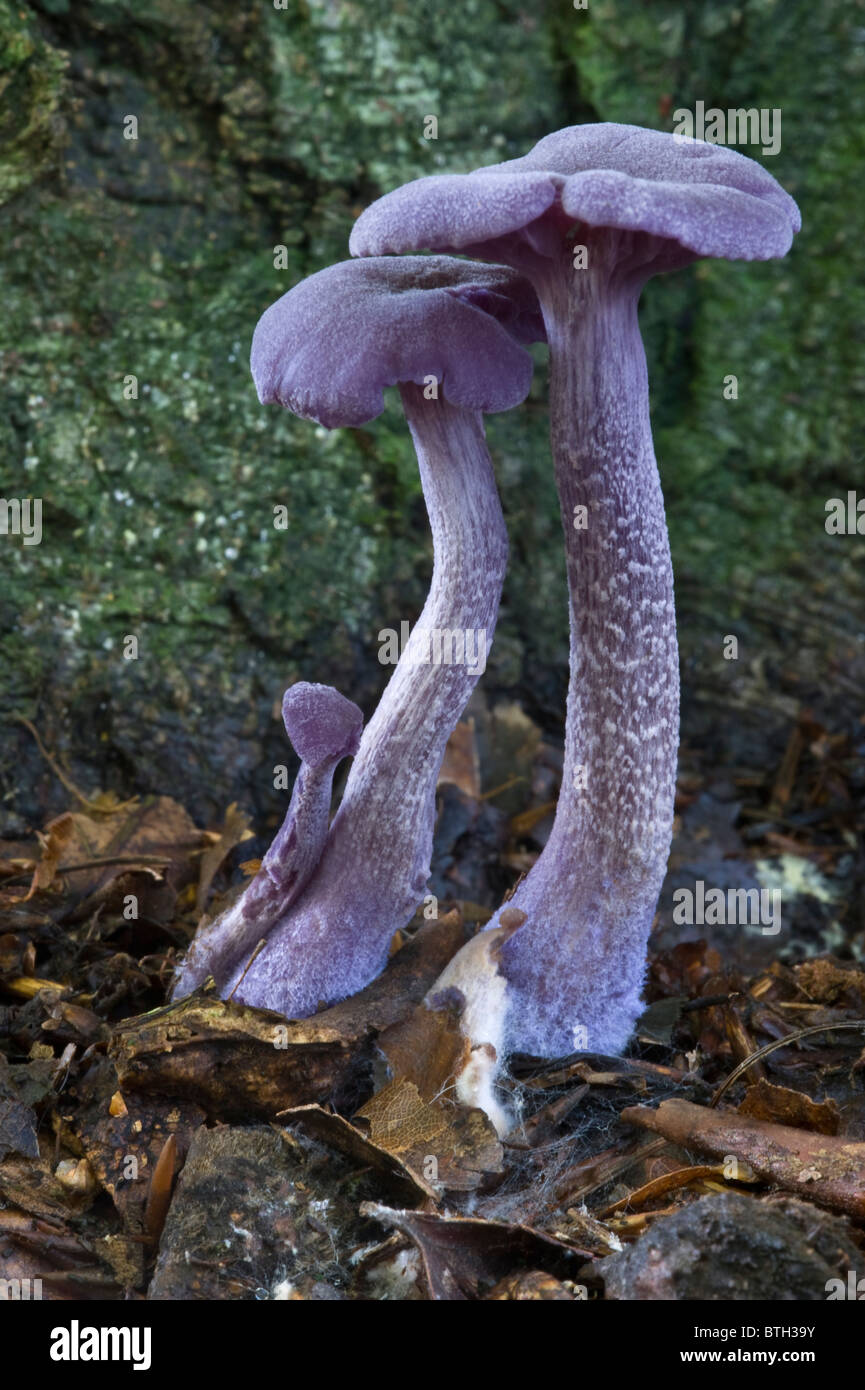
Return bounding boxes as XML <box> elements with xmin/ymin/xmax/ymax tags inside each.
<box><xmin>1</xmin><ymin>698</ymin><xmax>863</xmax><ymax>1301</ymax></box>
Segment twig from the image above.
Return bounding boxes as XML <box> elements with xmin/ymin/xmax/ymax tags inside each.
<box><xmin>14</xmin><ymin>715</ymin><xmax>137</xmax><ymax>814</ymax></box>
<box><xmin>227</xmin><ymin>939</ymin><xmax>267</xmax><ymax>1001</ymax></box>
<box><xmin>711</xmin><ymin>1020</ymin><xmax>865</xmax><ymax>1106</ymax></box>
<box><xmin>57</xmin><ymin>854</ymin><xmax>174</xmax><ymax>872</ymax></box>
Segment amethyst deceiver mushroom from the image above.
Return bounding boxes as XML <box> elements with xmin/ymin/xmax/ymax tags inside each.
<box><xmin>175</xmin><ymin>255</ymin><xmax>544</xmax><ymax>1015</ymax></box>
<box><xmin>172</xmin><ymin>682</ymin><xmax>362</xmax><ymax>997</ymax></box>
<box><xmin>350</xmin><ymin>123</ymin><xmax>801</xmax><ymax>1110</ymax></box>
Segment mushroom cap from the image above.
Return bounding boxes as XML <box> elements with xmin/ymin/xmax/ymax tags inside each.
<box><xmin>282</xmin><ymin>682</ymin><xmax>363</xmax><ymax>769</ymax></box>
<box><xmin>251</xmin><ymin>256</ymin><xmax>545</xmax><ymax>429</ymax></box>
<box><xmin>349</xmin><ymin>122</ymin><xmax>801</xmax><ymax>268</ymax></box>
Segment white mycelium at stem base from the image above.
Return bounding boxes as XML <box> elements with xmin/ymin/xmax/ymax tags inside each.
<box><xmin>224</xmin><ymin>387</ymin><xmax>508</xmax><ymax>1014</ymax></box>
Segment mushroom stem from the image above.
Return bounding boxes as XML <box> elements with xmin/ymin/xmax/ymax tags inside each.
<box><xmin>223</xmin><ymin>387</ymin><xmax>509</xmax><ymax>1015</ymax></box>
<box><xmin>172</xmin><ymin>682</ymin><xmax>362</xmax><ymax>998</ymax></box>
<box><xmin>333</xmin><ymin>385</ymin><xmax>508</xmax><ymax>881</ymax></box>
<box><xmin>441</xmin><ymin>240</ymin><xmax>679</xmax><ymax>1062</ymax></box>
<box><xmin>538</xmin><ymin>244</ymin><xmax>679</xmax><ymax>896</ymax></box>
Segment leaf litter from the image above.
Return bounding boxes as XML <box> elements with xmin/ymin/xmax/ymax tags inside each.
<box><xmin>0</xmin><ymin>704</ymin><xmax>864</xmax><ymax>1300</ymax></box>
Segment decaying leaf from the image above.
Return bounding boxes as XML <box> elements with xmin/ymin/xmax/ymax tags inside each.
<box><xmin>437</xmin><ymin>719</ymin><xmax>481</xmax><ymax>800</ymax></box>
<box><xmin>356</xmin><ymin>1078</ymin><xmax>503</xmax><ymax>1192</ymax></box>
<box><xmin>278</xmin><ymin>1103</ymin><xmax>437</xmax><ymax>1205</ymax></box>
<box><xmin>196</xmin><ymin>803</ymin><xmax>255</xmax><ymax>915</ymax></box>
<box><xmin>361</xmin><ymin>1202</ymin><xmax>592</xmax><ymax>1301</ymax></box>
<box><xmin>24</xmin><ymin>814</ymin><xmax>77</xmax><ymax>899</ymax></box>
<box><xmin>738</xmin><ymin>1078</ymin><xmax>840</xmax><ymax>1135</ymax></box>
<box><xmin>377</xmin><ymin>988</ymin><xmax>470</xmax><ymax>1102</ymax></box>
<box><xmin>23</xmin><ymin>797</ymin><xmax>203</xmax><ymax>919</ymax></box>
<box><xmin>111</xmin><ymin>915</ymin><xmax>466</xmax><ymax>1119</ymax></box>
<box><xmin>364</xmin><ymin>967</ymin><xmax>504</xmax><ymax>1190</ymax></box>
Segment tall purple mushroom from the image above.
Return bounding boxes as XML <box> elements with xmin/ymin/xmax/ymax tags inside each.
<box><xmin>174</xmin><ymin>256</ymin><xmax>543</xmax><ymax>1015</ymax></box>
<box><xmin>350</xmin><ymin>124</ymin><xmax>801</xmax><ymax>1106</ymax></box>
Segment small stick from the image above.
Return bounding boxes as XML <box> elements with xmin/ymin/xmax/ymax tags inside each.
<box><xmin>711</xmin><ymin>1020</ymin><xmax>865</xmax><ymax>1106</ymax></box>
<box><xmin>227</xmin><ymin>939</ymin><xmax>267</xmax><ymax>1002</ymax></box>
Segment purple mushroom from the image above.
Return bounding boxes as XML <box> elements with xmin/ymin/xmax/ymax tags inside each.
<box><xmin>175</xmin><ymin>255</ymin><xmax>543</xmax><ymax>1015</ymax></box>
<box><xmin>350</xmin><ymin>124</ymin><xmax>801</xmax><ymax>1112</ymax></box>
<box><xmin>172</xmin><ymin>682</ymin><xmax>363</xmax><ymax>997</ymax></box>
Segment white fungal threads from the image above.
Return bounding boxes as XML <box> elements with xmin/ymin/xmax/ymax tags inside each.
<box><xmin>432</xmin><ymin>927</ymin><xmax>512</xmax><ymax>1136</ymax></box>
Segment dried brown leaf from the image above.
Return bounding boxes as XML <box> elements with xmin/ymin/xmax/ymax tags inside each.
<box><xmin>279</xmin><ymin>1103</ymin><xmax>437</xmax><ymax>1205</ymax></box>
<box><xmin>437</xmin><ymin>719</ymin><xmax>481</xmax><ymax>799</ymax></box>
<box><xmin>196</xmin><ymin>803</ymin><xmax>254</xmax><ymax>914</ymax></box>
<box><xmin>737</xmin><ymin>1078</ymin><xmax>840</xmax><ymax>1135</ymax></box>
<box><xmin>361</xmin><ymin>1203</ymin><xmax>591</xmax><ymax>1301</ymax></box>
<box><xmin>356</xmin><ymin>1078</ymin><xmax>503</xmax><ymax>1193</ymax></box>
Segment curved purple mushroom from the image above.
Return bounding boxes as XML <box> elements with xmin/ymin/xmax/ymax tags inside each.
<box><xmin>172</xmin><ymin>682</ymin><xmax>363</xmax><ymax>997</ymax></box>
<box><xmin>351</xmin><ymin>124</ymin><xmax>801</xmax><ymax>1118</ymax></box>
<box><xmin>178</xmin><ymin>256</ymin><xmax>543</xmax><ymax>1016</ymax></box>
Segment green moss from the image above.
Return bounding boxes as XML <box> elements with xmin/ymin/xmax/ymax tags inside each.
<box><xmin>563</xmin><ymin>0</ymin><xmax>865</xmax><ymax>599</ymax></box>
<box><xmin>0</xmin><ymin>0</ymin><xmax>67</xmax><ymax>204</ymax></box>
<box><xmin>0</xmin><ymin>0</ymin><xmax>860</xmax><ymax>826</ymax></box>
<box><xmin>0</xmin><ymin>0</ymin><xmax>562</xmax><ymax>822</ymax></box>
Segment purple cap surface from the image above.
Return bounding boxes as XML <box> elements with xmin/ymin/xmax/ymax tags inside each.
<box><xmin>251</xmin><ymin>256</ymin><xmax>545</xmax><ymax>428</ymax></box>
<box><xmin>349</xmin><ymin>123</ymin><xmax>801</xmax><ymax>267</ymax></box>
<box><xmin>282</xmin><ymin>682</ymin><xmax>363</xmax><ymax>768</ymax></box>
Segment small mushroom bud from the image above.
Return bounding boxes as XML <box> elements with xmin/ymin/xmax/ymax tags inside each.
<box><xmin>172</xmin><ymin>682</ymin><xmax>362</xmax><ymax>998</ymax></box>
